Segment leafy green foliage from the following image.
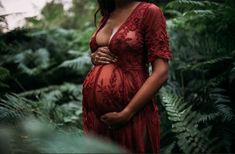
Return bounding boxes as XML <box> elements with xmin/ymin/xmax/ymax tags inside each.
<box><xmin>0</xmin><ymin>28</ymin><xmax>92</xmax><ymax>94</ymax></box>
<box><xmin>0</xmin><ymin>115</ymin><xmax>126</xmax><ymax>153</ymax></box>
<box><xmin>159</xmin><ymin>87</ymin><xmax>222</xmax><ymax>153</ymax></box>
<box><xmin>158</xmin><ymin>0</ymin><xmax>235</xmax><ymax>153</ymax></box>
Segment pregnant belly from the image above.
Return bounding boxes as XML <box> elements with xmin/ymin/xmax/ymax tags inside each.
<box><xmin>82</xmin><ymin>63</ymin><xmax>146</xmax><ymax>117</ymax></box>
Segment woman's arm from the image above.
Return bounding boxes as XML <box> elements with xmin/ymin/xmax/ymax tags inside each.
<box><xmin>123</xmin><ymin>58</ymin><xmax>169</xmax><ymax>117</ymax></box>
<box><xmin>100</xmin><ymin>58</ymin><xmax>169</xmax><ymax>126</ymax></box>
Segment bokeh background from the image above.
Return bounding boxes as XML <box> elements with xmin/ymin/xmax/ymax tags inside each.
<box><xmin>0</xmin><ymin>0</ymin><xmax>235</xmax><ymax>153</ymax></box>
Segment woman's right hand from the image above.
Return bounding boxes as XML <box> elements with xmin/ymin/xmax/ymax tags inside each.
<box><xmin>90</xmin><ymin>46</ymin><xmax>118</xmax><ymax>65</ymax></box>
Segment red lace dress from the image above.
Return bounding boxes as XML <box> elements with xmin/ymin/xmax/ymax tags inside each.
<box><xmin>82</xmin><ymin>2</ymin><xmax>172</xmax><ymax>153</ymax></box>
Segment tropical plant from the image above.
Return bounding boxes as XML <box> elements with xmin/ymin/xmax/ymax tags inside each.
<box><xmin>158</xmin><ymin>0</ymin><xmax>235</xmax><ymax>153</ymax></box>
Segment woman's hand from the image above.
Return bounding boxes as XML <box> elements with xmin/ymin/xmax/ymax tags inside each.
<box><xmin>100</xmin><ymin>108</ymin><xmax>134</xmax><ymax>129</ymax></box>
<box><xmin>90</xmin><ymin>46</ymin><xmax>118</xmax><ymax>65</ymax></box>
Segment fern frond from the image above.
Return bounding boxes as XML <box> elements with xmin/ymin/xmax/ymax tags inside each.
<box><xmin>14</xmin><ymin>48</ymin><xmax>50</xmax><ymax>75</ymax></box>
<box><xmin>166</xmin><ymin>0</ymin><xmax>224</xmax><ymax>12</ymax></box>
<box><xmin>177</xmin><ymin>56</ymin><xmax>232</xmax><ymax>72</ymax></box>
<box><xmin>17</xmin><ymin>83</ymin><xmax>82</xmax><ymax>102</ymax></box>
<box><xmin>182</xmin><ymin>10</ymin><xmax>215</xmax><ymax>17</ymax></box>
<box><xmin>58</xmin><ymin>52</ymin><xmax>91</xmax><ymax>75</ymax></box>
<box><xmin>167</xmin><ymin>0</ymin><xmax>205</xmax><ymax>11</ymax></box>
<box><xmin>0</xmin><ymin>93</ymin><xmax>35</xmax><ymax>123</ymax></box>
<box><xmin>17</xmin><ymin>85</ymin><xmax>61</xmax><ymax>97</ymax></box>
<box><xmin>160</xmin><ymin>87</ymin><xmax>221</xmax><ymax>153</ymax></box>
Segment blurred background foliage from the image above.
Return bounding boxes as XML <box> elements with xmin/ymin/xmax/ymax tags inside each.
<box><xmin>0</xmin><ymin>0</ymin><xmax>235</xmax><ymax>153</ymax></box>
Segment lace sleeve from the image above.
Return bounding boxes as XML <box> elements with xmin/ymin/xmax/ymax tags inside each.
<box><xmin>143</xmin><ymin>4</ymin><xmax>173</xmax><ymax>63</ymax></box>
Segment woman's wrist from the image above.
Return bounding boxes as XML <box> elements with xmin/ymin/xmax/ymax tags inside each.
<box><xmin>122</xmin><ymin>107</ymin><xmax>135</xmax><ymax>120</ymax></box>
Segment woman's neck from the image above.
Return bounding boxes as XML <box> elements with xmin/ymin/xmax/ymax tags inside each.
<box><xmin>114</xmin><ymin>0</ymin><xmax>135</xmax><ymax>10</ymax></box>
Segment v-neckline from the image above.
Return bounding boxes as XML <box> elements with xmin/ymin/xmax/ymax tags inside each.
<box><xmin>93</xmin><ymin>1</ymin><xmax>143</xmax><ymax>48</ymax></box>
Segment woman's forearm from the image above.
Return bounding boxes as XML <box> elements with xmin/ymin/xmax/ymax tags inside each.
<box><xmin>123</xmin><ymin>64</ymin><xmax>168</xmax><ymax>117</ymax></box>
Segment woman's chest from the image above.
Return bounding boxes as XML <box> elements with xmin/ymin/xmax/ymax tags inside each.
<box><xmin>90</xmin><ymin>4</ymin><xmax>149</xmax><ymax>54</ymax></box>
<box><xmin>92</xmin><ymin>23</ymin><xmax>144</xmax><ymax>52</ymax></box>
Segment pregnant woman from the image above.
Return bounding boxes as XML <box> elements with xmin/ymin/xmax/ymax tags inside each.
<box><xmin>82</xmin><ymin>0</ymin><xmax>172</xmax><ymax>153</ymax></box>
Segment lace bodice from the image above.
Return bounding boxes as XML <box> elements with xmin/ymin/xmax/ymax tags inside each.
<box><xmin>89</xmin><ymin>1</ymin><xmax>173</xmax><ymax>71</ymax></box>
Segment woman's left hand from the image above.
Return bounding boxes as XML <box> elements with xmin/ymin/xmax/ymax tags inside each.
<box><xmin>100</xmin><ymin>108</ymin><xmax>134</xmax><ymax>128</ymax></box>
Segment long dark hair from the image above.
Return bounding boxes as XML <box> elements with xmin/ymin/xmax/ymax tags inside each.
<box><xmin>94</xmin><ymin>0</ymin><xmax>149</xmax><ymax>27</ymax></box>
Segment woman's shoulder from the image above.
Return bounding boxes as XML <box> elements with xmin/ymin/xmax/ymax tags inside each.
<box><xmin>142</xmin><ymin>2</ymin><xmax>162</xmax><ymax>16</ymax></box>
<box><xmin>140</xmin><ymin>2</ymin><xmax>167</xmax><ymax>30</ymax></box>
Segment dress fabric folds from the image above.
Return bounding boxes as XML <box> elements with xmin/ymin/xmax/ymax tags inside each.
<box><xmin>82</xmin><ymin>2</ymin><xmax>172</xmax><ymax>153</ymax></box>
